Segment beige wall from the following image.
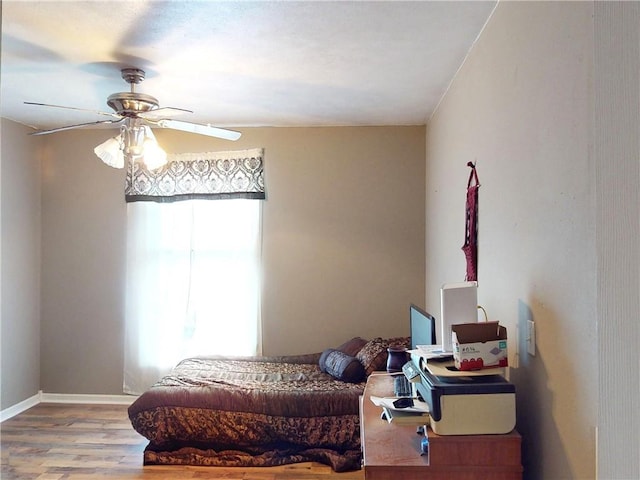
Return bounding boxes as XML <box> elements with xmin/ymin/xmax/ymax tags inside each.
<box><xmin>426</xmin><ymin>3</ymin><xmax>596</xmax><ymax>479</ymax></box>
<box><xmin>593</xmin><ymin>3</ymin><xmax>640</xmax><ymax>479</ymax></box>
<box><xmin>1</xmin><ymin>119</ymin><xmax>42</xmax><ymax>409</ymax></box>
<box><xmin>427</xmin><ymin>2</ymin><xmax>640</xmax><ymax>478</ymax></box>
<box><xmin>36</xmin><ymin>125</ymin><xmax>425</xmax><ymax>394</ymax></box>
<box><xmin>39</xmin><ymin>128</ymin><xmax>128</xmax><ymax>394</ymax></box>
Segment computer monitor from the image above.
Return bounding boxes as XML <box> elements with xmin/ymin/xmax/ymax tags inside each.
<box><xmin>410</xmin><ymin>304</ymin><xmax>437</xmax><ymax>349</ymax></box>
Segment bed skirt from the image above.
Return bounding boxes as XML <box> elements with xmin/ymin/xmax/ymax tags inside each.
<box><xmin>143</xmin><ymin>442</ymin><xmax>362</xmax><ymax>472</ymax></box>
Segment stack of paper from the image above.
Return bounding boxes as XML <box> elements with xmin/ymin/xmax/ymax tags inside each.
<box><xmin>408</xmin><ymin>344</ymin><xmax>453</xmax><ymax>360</ymax></box>
<box><xmin>370</xmin><ymin>396</ymin><xmax>430</xmax><ymax>425</ymax></box>
<box><xmin>381</xmin><ymin>406</ymin><xmax>430</xmax><ymax>425</ymax></box>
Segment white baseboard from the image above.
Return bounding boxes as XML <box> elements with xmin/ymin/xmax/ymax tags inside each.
<box><xmin>0</xmin><ymin>391</ymin><xmax>42</xmax><ymax>422</ymax></box>
<box><xmin>41</xmin><ymin>393</ymin><xmax>138</xmax><ymax>405</ymax></box>
<box><xmin>1</xmin><ymin>392</ymin><xmax>138</xmax><ymax>422</ymax></box>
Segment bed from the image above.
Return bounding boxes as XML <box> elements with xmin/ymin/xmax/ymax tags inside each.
<box><xmin>127</xmin><ymin>336</ymin><xmax>409</xmax><ymax>472</ymax></box>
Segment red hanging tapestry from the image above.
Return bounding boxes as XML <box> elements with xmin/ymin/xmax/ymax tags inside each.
<box><xmin>462</xmin><ymin>162</ymin><xmax>480</xmax><ymax>282</ymax></box>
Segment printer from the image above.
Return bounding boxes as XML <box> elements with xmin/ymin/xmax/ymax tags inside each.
<box><xmin>411</xmin><ymin>355</ymin><xmax>516</xmax><ymax>435</ymax></box>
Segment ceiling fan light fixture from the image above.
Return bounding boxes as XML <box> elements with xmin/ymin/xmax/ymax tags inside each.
<box><xmin>95</xmin><ymin>123</ymin><xmax>166</xmax><ymax>171</ymax></box>
<box><xmin>123</xmin><ymin>121</ymin><xmax>145</xmax><ymax>159</ymax></box>
<box><xmin>141</xmin><ymin>127</ymin><xmax>167</xmax><ymax>171</ymax></box>
<box><xmin>94</xmin><ymin>135</ymin><xmax>125</xmax><ymax>169</ymax></box>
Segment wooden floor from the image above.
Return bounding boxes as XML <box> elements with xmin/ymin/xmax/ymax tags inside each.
<box><xmin>0</xmin><ymin>403</ymin><xmax>364</xmax><ymax>480</ymax></box>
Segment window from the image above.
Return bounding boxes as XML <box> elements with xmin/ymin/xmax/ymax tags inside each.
<box><xmin>123</xmin><ymin>199</ymin><xmax>261</xmax><ymax>394</ymax></box>
<box><xmin>123</xmin><ymin>149</ymin><xmax>264</xmax><ymax>395</ymax></box>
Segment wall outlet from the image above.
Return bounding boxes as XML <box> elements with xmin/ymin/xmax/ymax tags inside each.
<box><xmin>527</xmin><ymin>320</ymin><xmax>536</xmax><ymax>356</ymax></box>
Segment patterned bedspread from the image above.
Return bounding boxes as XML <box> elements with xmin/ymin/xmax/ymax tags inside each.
<box><xmin>127</xmin><ymin>354</ymin><xmax>365</xmax><ymax>471</ymax></box>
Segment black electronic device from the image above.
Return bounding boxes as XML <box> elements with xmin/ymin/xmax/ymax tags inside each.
<box><xmin>409</xmin><ymin>304</ymin><xmax>437</xmax><ymax>349</ymax></box>
<box><xmin>414</xmin><ymin>367</ymin><xmax>514</xmax><ymax>423</ymax></box>
<box><xmin>393</xmin><ymin>375</ymin><xmax>412</xmax><ymax>397</ymax></box>
<box><xmin>402</xmin><ymin>360</ymin><xmax>421</xmax><ymax>381</ymax></box>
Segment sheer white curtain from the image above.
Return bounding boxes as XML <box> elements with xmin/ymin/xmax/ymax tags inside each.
<box><xmin>123</xmin><ymin>199</ymin><xmax>262</xmax><ymax>394</ymax></box>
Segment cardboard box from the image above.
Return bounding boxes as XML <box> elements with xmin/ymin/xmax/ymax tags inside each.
<box><xmin>452</xmin><ymin>322</ymin><xmax>508</xmax><ymax>371</ymax></box>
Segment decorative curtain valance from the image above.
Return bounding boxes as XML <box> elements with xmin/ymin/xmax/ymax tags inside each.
<box><xmin>125</xmin><ymin>148</ymin><xmax>265</xmax><ymax>203</ymax></box>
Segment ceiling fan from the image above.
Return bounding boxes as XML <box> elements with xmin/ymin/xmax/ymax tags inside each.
<box><xmin>25</xmin><ymin>68</ymin><xmax>241</xmax><ymax>169</ymax></box>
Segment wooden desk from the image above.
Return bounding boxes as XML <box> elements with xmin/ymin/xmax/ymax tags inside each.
<box><xmin>360</xmin><ymin>373</ymin><xmax>522</xmax><ymax>480</ymax></box>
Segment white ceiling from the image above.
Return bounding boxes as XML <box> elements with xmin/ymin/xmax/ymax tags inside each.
<box><xmin>1</xmin><ymin>1</ymin><xmax>496</xmax><ymax>134</ymax></box>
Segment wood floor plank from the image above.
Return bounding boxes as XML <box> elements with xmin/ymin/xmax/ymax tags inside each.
<box><xmin>1</xmin><ymin>403</ymin><xmax>364</xmax><ymax>480</ymax></box>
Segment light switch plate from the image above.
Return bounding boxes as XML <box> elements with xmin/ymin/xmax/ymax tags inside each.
<box><xmin>527</xmin><ymin>320</ymin><xmax>536</xmax><ymax>356</ymax></box>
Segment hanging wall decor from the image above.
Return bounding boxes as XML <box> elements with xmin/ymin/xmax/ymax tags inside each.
<box><xmin>462</xmin><ymin>162</ymin><xmax>480</xmax><ymax>282</ymax></box>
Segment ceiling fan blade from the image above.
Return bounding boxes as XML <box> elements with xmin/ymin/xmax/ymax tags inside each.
<box><xmin>29</xmin><ymin>119</ymin><xmax>124</xmax><ymax>136</ymax></box>
<box><xmin>138</xmin><ymin>107</ymin><xmax>193</xmax><ymax>121</ymax></box>
<box><xmin>24</xmin><ymin>101</ymin><xmax>122</xmax><ymax>119</ymax></box>
<box><xmin>156</xmin><ymin>119</ymin><xmax>241</xmax><ymax>141</ymax></box>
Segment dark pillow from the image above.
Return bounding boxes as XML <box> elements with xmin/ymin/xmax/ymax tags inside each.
<box><xmin>336</xmin><ymin>336</ymin><xmax>368</xmax><ymax>357</ymax></box>
<box><xmin>319</xmin><ymin>349</ymin><xmax>366</xmax><ymax>383</ymax></box>
<box><xmin>356</xmin><ymin>336</ymin><xmax>411</xmax><ymax>376</ymax></box>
